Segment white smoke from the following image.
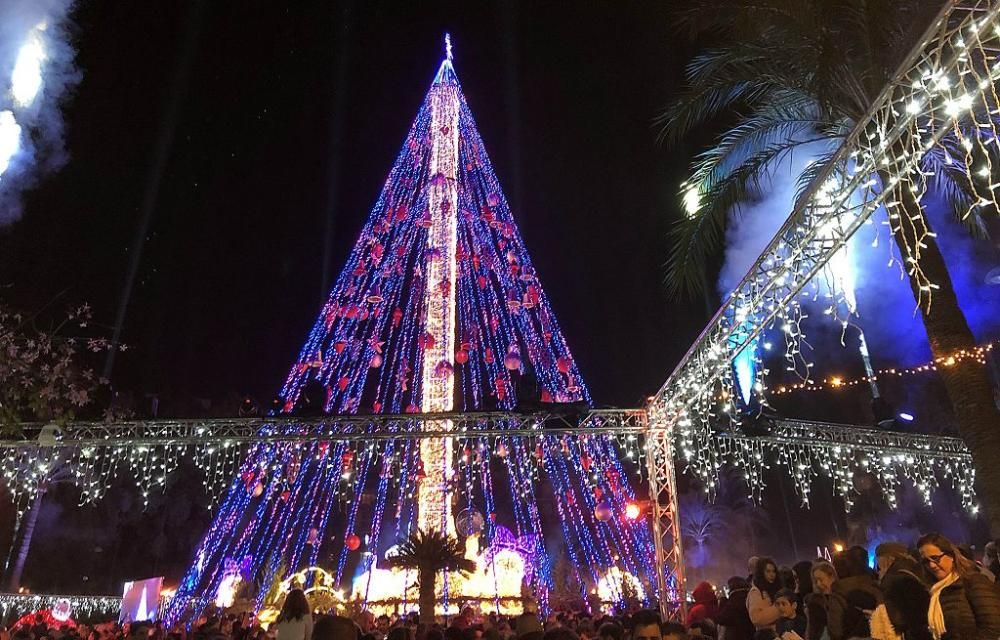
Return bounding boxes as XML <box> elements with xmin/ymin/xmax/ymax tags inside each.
<box><xmin>0</xmin><ymin>0</ymin><xmax>79</xmax><ymax>225</ymax></box>
<box><xmin>716</xmin><ymin>142</ymin><xmax>1000</xmax><ymax>369</ymax></box>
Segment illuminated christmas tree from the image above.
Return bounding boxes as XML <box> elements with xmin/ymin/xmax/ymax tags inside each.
<box><xmin>165</xmin><ymin>37</ymin><xmax>653</xmax><ymax>621</ymax></box>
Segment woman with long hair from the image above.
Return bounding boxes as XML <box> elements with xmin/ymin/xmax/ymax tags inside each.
<box><xmin>917</xmin><ymin>533</ymin><xmax>1000</xmax><ymax>640</ymax></box>
<box><xmin>747</xmin><ymin>557</ymin><xmax>782</xmax><ymax>630</ymax></box>
<box><xmin>273</xmin><ymin>589</ymin><xmax>313</xmax><ymax>640</ymax></box>
<box><xmin>793</xmin><ymin>561</ymin><xmax>814</xmax><ymax>600</ymax></box>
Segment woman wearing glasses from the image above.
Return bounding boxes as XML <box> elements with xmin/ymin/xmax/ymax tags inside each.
<box><xmin>917</xmin><ymin>533</ymin><xmax>1000</xmax><ymax>640</ymax></box>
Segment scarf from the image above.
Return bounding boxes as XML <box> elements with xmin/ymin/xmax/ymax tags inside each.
<box><xmin>927</xmin><ymin>571</ymin><xmax>960</xmax><ymax>640</ymax></box>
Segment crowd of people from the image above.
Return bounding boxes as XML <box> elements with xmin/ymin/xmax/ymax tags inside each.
<box><xmin>688</xmin><ymin>533</ymin><xmax>1000</xmax><ymax>640</ymax></box>
<box><xmin>4</xmin><ymin>533</ymin><xmax>1000</xmax><ymax>640</ymax></box>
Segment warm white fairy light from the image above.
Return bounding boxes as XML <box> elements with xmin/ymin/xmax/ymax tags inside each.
<box><xmin>652</xmin><ymin>0</ymin><xmax>1000</xmax><ymax>512</ymax></box>
<box><xmin>0</xmin><ymin>593</ymin><xmax>122</xmax><ymax>620</ymax></box>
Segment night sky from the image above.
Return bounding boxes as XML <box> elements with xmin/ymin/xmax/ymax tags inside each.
<box><xmin>1</xmin><ymin>1</ymin><xmax>708</xmax><ymax>410</ymax></box>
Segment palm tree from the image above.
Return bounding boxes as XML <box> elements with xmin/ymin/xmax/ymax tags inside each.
<box><xmin>4</xmin><ymin>452</ymin><xmax>73</xmax><ymax>590</ymax></box>
<box><xmin>680</xmin><ymin>494</ymin><xmax>728</xmax><ymax>572</ymax></box>
<box><xmin>658</xmin><ymin>0</ymin><xmax>1000</xmax><ymax>535</ymax></box>
<box><xmin>386</xmin><ymin>529</ymin><xmax>476</xmax><ymax>623</ymax></box>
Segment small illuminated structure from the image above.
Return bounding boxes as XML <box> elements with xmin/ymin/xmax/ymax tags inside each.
<box><xmin>596</xmin><ymin>568</ymin><xmax>646</xmax><ymax>611</ymax></box>
<box><xmin>258</xmin><ymin>567</ymin><xmax>347</xmax><ymax>627</ymax></box>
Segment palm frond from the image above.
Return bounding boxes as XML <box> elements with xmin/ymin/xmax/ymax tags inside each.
<box><xmin>655</xmin><ymin>79</ymin><xmax>769</xmax><ymax>148</ymax></box>
<box><xmin>666</xmin><ymin>136</ymin><xmax>828</xmax><ymax>298</ymax></box>
<box><xmin>656</xmin><ymin>43</ymin><xmax>802</xmax><ymax>146</ymax></box>
<box><xmin>671</xmin><ymin>0</ymin><xmax>811</xmax><ymax>41</ymax></box>
<box><xmin>689</xmin><ymin>90</ymin><xmax>823</xmax><ymax>187</ymax></box>
<box><xmin>385</xmin><ymin>528</ymin><xmax>476</xmax><ymax>575</ymax></box>
<box><xmin>660</xmin><ymin>0</ymin><xmax>985</xmax><ymax>303</ymax></box>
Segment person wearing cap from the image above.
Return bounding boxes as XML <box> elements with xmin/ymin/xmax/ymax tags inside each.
<box><xmin>716</xmin><ymin>577</ymin><xmax>754</xmax><ymax>640</ymax></box>
<box><xmin>870</xmin><ymin>542</ymin><xmax>930</xmax><ymax>640</ymax></box>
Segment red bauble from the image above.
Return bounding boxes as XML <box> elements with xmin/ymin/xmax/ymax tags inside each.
<box><xmin>455</xmin><ymin>349</ymin><xmax>469</xmax><ymax>364</ymax></box>
<box><xmin>346</xmin><ymin>534</ymin><xmax>361</xmax><ymax>551</ymax></box>
<box><xmin>557</xmin><ymin>357</ymin><xmax>573</xmax><ymax>374</ymax></box>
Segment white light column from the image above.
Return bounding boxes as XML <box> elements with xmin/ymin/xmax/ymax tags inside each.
<box><xmin>417</xmin><ymin>52</ymin><xmax>460</xmax><ymax>535</ymax></box>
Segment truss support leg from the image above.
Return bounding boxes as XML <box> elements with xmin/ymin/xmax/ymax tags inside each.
<box><xmin>645</xmin><ymin>421</ymin><xmax>685</xmax><ymax>621</ymax></box>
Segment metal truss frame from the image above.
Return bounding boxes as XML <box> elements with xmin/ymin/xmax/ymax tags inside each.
<box><xmin>723</xmin><ymin>418</ymin><xmax>971</xmax><ymax>459</ymax></box>
<box><xmin>0</xmin><ymin>410</ymin><xmax>647</xmax><ymax>447</ymax></box>
<box><xmin>0</xmin><ymin>410</ymin><xmax>682</xmax><ymax>615</ymax></box>
<box><xmin>0</xmin><ymin>409</ymin><xmax>968</xmax><ymax>619</ymax></box>
<box><xmin>645</xmin><ymin>424</ymin><xmax>685</xmax><ymax>621</ymax></box>
<box><xmin>651</xmin><ymin>0</ymin><xmax>1000</xmax><ymax>430</ymax></box>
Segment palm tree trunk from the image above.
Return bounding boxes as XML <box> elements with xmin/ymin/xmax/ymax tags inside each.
<box><xmin>418</xmin><ymin>568</ymin><xmax>436</xmax><ymax>623</ymax></box>
<box><xmin>887</xmin><ymin>175</ymin><xmax>1000</xmax><ymax>535</ymax></box>
<box><xmin>6</xmin><ymin>490</ymin><xmax>44</xmax><ymax>591</ymax></box>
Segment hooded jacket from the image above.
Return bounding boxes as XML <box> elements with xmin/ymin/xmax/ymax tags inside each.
<box><xmin>716</xmin><ymin>586</ymin><xmax>754</xmax><ymax>640</ymax></box>
<box><xmin>689</xmin><ymin>582</ymin><xmax>720</xmax><ymax>625</ymax></box>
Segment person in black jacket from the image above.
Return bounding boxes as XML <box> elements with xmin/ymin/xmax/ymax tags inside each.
<box><xmin>917</xmin><ymin>532</ymin><xmax>1000</xmax><ymax>640</ymax></box>
<box><xmin>873</xmin><ymin>541</ymin><xmax>931</xmax><ymax>640</ymax></box>
<box><xmin>716</xmin><ymin>577</ymin><xmax>754</xmax><ymax>640</ymax></box>
<box><xmin>773</xmin><ymin>589</ymin><xmax>806</xmax><ymax>638</ymax></box>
